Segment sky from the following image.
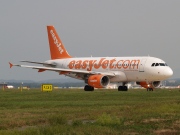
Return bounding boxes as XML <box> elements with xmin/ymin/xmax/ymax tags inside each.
<box><xmin>1</xmin><ymin>0</ymin><xmax>180</xmax><ymax>81</ymax></box>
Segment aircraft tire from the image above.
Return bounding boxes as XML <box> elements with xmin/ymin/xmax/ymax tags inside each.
<box><xmin>118</xmin><ymin>86</ymin><xmax>128</xmax><ymax>91</ymax></box>
<box><xmin>147</xmin><ymin>88</ymin><xmax>153</xmax><ymax>91</ymax></box>
<box><xmin>84</xmin><ymin>85</ymin><xmax>94</xmax><ymax>91</ymax></box>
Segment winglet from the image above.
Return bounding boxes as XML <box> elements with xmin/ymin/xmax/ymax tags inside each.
<box><xmin>9</xmin><ymin>62</ymin><xmax>13</xmax><ymax>68</ymax></box>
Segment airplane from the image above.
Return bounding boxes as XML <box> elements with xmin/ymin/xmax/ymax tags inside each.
<box><xmin>9</xmin><ymin>26</ymin><xmax>173</xmax><ymax>91</ymax></box>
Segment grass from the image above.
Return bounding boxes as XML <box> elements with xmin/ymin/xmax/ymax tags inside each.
<box><xmin>0</xmin><ymin>88</ymin><xmax>180</xmax><ymax>135</ymax></box>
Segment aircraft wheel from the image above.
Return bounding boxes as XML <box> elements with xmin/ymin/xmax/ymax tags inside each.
<box><xmin>118</xmin><ymin>86</ymin><xmax>122</xmax><ymax>91</ymax></box>
<box><xmin>124</xmin><ymin>86</ymin><xmax>128</xmax><ymax>91</ymax></box>
<box><xmin>147</xmin><ymin>88</ymin><xmax>153</xmax><ymax>91</ymax></box>
<box><xmin>84</xmin><ymin>85</ymin><xmax>94</xmax><ymax>91</ymax></box>
<box><xmin>118</xmin><ymin>86</ymin><xmax>128</xmax><ymax>91</ymax></box>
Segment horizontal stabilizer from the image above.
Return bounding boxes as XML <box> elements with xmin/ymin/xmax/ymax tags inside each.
<box><xmin>20</xmin><ymin>60</ymin><xmax>56</xmax><ymax>67</ymax></box>
<box><xmin>20</xmin><ymin>60</ymin><xmax>45</xmax><ymax>64</ymax></box>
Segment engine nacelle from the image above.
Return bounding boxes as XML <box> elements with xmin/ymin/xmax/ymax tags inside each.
<box><xmin>136</xmin><ymin>81</ymin><xmax>161</xmax><ymax>89</ymax></box>
<box><xmin>88</xmin><ymin>75</ymin><xmax>110</xmax><ymax>88</ymax></box>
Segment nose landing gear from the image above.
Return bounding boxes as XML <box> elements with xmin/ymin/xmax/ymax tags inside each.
<box><xmin>147</xmin><ymin>88</ymin><xmax>153</xmax><ymax>91</ymax></box>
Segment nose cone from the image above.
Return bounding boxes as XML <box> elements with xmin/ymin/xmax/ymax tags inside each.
<box><xmin>165</xmin><ymin>67</ymin><xmax>173</xmax><ymax>78</ymax></box>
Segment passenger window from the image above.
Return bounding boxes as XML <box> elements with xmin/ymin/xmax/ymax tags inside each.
<box><xmin>155</xmin><ymin>63</ymin><xmax>159</xmax><ymax>66</ymax></box>
<box><xmin>151</xmin><ymin>63</ymin><xmax>155</xmax><ymax>66</ymax></box>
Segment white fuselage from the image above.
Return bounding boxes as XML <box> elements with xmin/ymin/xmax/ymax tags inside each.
<box><xmin>45</xmin><ymin>56</ymin><xmax>173</xmax><ymax>83</ymax></box>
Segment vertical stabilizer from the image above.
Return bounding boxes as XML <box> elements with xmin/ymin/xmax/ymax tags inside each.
<box><xmin>47</xmin><ymin>26</ymin><xmax>72</xmax><ymax>59</ymax></box>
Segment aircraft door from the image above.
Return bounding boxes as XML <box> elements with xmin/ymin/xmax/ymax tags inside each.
<box><xmin>139</xmin><ymin>58</ymin><xmax>147</xmax><ymax>72</ymax></box>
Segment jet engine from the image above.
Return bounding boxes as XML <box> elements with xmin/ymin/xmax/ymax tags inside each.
<box><xmin>136</xmin><ymin>81</ymin><xmax>161</xmax><ymax>88</ymax></box>
<box><xmin>88</xmin><ymin>75</ymin><xmax>110</xmax><ymax>88</ymax></box>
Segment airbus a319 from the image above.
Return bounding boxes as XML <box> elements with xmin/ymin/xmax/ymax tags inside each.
<box><xmin>9</xmin><ymin>26</ymin><xmax>173</xmax><ymax>91</ymax></box>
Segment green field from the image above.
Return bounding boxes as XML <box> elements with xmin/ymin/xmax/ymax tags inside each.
<box><xmin>0</xmin><ymin>89</ymin><xmax>180</xmax><ymax>135</ymax></box>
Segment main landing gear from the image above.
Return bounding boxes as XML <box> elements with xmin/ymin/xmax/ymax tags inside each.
<box><xmin>118</xmin><ymin>82</ymin><xmax>128</xmax><ymax>91</ymax></box>
<box><xmin>84</xmin><ymin>85</ymin><xmax>94</xmax><ymax>91</ymax></box>
<box><xmin>84</xmin><ymin>83</ymin><xmax>129</xmax><ymax>91</ymax></box>
<box><xmin>118</xmin><ymin>86</ymin><xmax>128</xmax><ymax>91</ymax></box>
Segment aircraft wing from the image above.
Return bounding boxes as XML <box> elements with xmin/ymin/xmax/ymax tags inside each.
<box><xmin>9</xmin><ymin>62</ymin><xmax>115</xmax><ymax>77</ymax></box>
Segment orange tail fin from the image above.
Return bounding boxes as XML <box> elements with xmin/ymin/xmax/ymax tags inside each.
<box><xmin>47</xmin><ymin>26</ymin><xmax>72</xmax><ymax>59</ymax></box>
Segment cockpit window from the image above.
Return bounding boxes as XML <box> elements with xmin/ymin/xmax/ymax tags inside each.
<box><xmin>159</xmin><ymin>63</ymin><xmax>165</xmax><ymax>66</ymax></box>
<box><xmin>151</xmin><ymin>63</ymin><xmax>168</xmax><ymax>67</ymax></box>
<box><xmin>151</xmin><ymin>63</ymin><xmax>155</xmax><ymax>66</ymax></box>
